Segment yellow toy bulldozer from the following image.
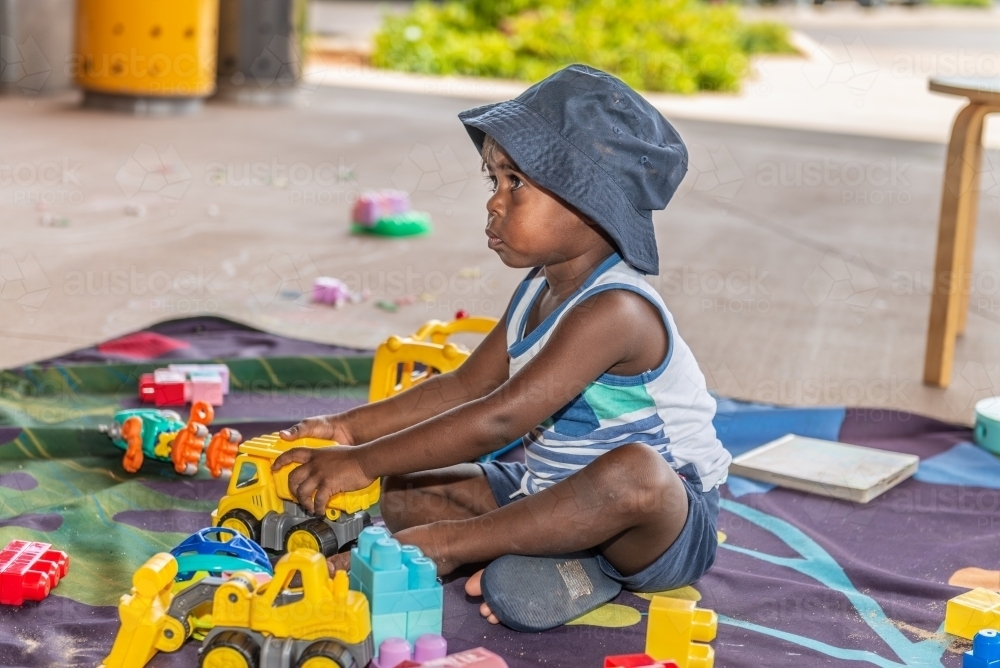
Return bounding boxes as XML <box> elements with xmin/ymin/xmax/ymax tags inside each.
<box><xmin>211</xmin><ymin>434</ymin><xmax>381</xmax><ymax>557</ymax></box>
<box><xmin>99</xmin><ymin>549</ymin><xmax>373</xmax><ymax>668</ymax></box>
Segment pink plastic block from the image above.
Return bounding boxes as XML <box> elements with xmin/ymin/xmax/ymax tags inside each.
<box><xmin>373</xmin><ymin>635</ymin><xmax>448</xmax><ymax>668</ymax></box>
<box><xmin>352</xmin><ymin>190</ymin><xmax>412</xmax><ymax>225</ymax></box>
<box><xmin>313</xmin><ymin>277</ymin><xmax>351</xmax><ymax>306</ymax></box>
<box><xmin>604</xmin><ymin>654</ymin><xmax>679</xmax><ymax>668</ymax></box>
<box><xmin>400</xmin><ymin>648</ymin><xmax>508</xmax><ymax>668</ymax></box>
<box><xmin>168</xmin><ymin>364</ymin><xmax>230</xmax><ymax>394</ymax></box>
<box><xmin>188</xmin><ymin>373</ymin><xmax>224</xmax><ymax>406</ymax></box>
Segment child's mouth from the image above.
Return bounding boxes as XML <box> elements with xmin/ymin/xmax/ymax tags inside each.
<box><xmin>486</xmin><ymin>233</ymin><xmax>504</xmax><ymax>248</ymax></box>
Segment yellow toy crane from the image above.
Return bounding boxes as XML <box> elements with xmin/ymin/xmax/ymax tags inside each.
<box><xmin>211</xmin><ymin>434</ymin><xmax>381</xmax><ymax>557</ymax></box>
<box><xmin>99</xmin><ymin>549</ymin><xmax>373</xmax><ymax>668</ymax></box>
<box><xmin>368</xmin><ymin>314</ymin><xmax>498</xmax><ymax>402</ymax></box>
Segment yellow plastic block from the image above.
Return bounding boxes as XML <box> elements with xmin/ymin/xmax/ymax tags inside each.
<box><xmin>946</xmin><ymin>588</ymin><xmax>1000</xmax><ymax>640</ymax></box>
<box><xmin>645</xmin><ymin>596</ymin><xmax>717</xmax><ymax>668</ymax></box>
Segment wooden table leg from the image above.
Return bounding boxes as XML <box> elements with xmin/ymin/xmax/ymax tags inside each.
<box><xmin>956</xmin><ymin>133</ymin><xmax>984</xmax><ymax>336</ymax></box>
<box><xmin>923</xmin><ymin>102</ymin><xmax>989</xmax><ymax>387</ymax></box>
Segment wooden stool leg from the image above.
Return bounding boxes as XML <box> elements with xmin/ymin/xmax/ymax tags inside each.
<box><xmin>924</xmin><ymin>102</ymin><xmax>988</xmax><ymax>387</ymax></box>
<box><xmin>956</xmin><ymin>135</ymin><xmax>984</xmax><ymax>335</ymax></box>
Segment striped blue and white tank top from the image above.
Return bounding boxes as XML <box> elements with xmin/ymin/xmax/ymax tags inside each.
<box><xmin>506</xmin><ymin>253</ymin><xmax>731</xmax><ymax>497</ymax></box>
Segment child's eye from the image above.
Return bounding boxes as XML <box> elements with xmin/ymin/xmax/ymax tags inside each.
<box><xmin>509</xmin><ymin>175</ymin><xmax>524</xmax><ymax>190</ymax></box>
<box><xmin>485</xmin><ymin>175</ymin><xmax>498</xmax><ymax>193</ymax></box>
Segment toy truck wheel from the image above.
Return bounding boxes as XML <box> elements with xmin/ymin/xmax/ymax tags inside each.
<box><xmin>218</xmin><ymin>510</ymin><xmax>261</xmax><ymax>543</ymax></box>
<box><xmin>200</xmin><ymin>630</ymin><xmax>259</xmax><ymax>668</ymax></box>
<box><xmin>295</xmin><ymin>640</ymin><xmax>357</xmax><ymax>668</ymax></box>
<box><xmin>284</xmin><ymin>519</ymin><xmax>339</xmax><ymax>557</ymax></box>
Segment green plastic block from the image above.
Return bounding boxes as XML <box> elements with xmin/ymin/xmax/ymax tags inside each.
<box><xmin>351</xmin><ymin>211</ymin><xmax>432</xmax><ymax>237</ymax></box>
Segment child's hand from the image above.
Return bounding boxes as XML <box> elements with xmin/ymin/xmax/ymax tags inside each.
<box><xmin>279</xmin><ymin>415</ymin><xmax>357</xmax><ymax>445</ymax></box>
<box><xmin>392</xmin><ymin>524</ymin><xmax>461</xmax><ymax>576</ymax></box>
<box><xmin>271</xmin><ymin>446</ymin><xmax>374</xmax><ymax>515</ymax></box>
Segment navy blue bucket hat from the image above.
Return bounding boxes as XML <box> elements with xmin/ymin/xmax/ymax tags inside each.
<box><xmin>458</xmin><ymin>64</ymin><xmax>688</xmax><ymax>275</ymax></box>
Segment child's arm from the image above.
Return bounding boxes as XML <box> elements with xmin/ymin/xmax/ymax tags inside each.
<box><xmin>279</xmin><ymin>307</ymin><xmax>512</xmax><ymax>446</ymax></box>
<box><xmin>273</xmin><ymin>290</ymin><xmax>667</xmax><ymax>515</ymax></box>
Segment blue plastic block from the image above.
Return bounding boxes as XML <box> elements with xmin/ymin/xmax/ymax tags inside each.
<box><xmin>966</xmin><ymin>629</ymin><xmax>1000</xmax><ymax>668</ymax></box>
<box><xmin>350</xmin><ymin>526</ymin><xmax>443</xmax><ymax>616</ymax></box>
<box><xmin>406</xmin><ymin>608</ymin><xmax>443</xmax><ymax>642</ymax></box>
<box><xmin>372</xmin><ymin>612</ymin><xmax>407</xmax><ymax>649</ymax></box>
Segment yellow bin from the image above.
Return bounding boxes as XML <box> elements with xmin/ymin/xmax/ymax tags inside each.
<box><xmin>75</xmin><ymin>0</ymin><xmax>219</xmax><ymax>98</ymax></box>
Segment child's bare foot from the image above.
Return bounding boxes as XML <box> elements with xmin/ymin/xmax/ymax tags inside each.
<box><xmin>464</xmin><ymin>569</ymin><xmax>499</xmax><ymax>624</ymax></box>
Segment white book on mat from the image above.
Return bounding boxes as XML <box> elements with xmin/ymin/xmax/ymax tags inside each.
<box><xmin>729</xmin><ymin>434</ymin><xmax>919</xmax><ymax>503</ymax></box>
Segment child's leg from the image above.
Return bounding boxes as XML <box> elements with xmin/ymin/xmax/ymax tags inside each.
<box><xmin>440</xmin><ymin>443</ymin><xmax>688</xmax><ymax>577</ymax></box>
<box><xmin>380</xmin><ymin>463</ymin><xmax>500</xmax><ymax>532</ymax></box>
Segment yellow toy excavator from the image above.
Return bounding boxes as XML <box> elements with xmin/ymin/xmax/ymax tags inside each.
<box><xmin>212</xmin><ymin>434</ymin><xmax>381</xmax><ymax>557</ymax></box>
<box><xmin>99</xmin><ymin>549</ymin><xmax>373</xmax><ymax>668</ymax></box>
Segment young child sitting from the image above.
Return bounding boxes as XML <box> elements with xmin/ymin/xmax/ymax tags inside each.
<box><xmin>272</xmin><ymin>64</ymin><xmax>731</xmax><ymax>631</ymax></box>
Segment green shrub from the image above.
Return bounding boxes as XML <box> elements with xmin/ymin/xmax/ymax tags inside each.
<box><xmin>372</xmin><ymin>0</ymin><xmax>796</xmax><ymax>94</ymax></box>
<box><xmin>930</xmin><ymin>0</ymin><xmax>991</xmax><ymax>7</ymax></box>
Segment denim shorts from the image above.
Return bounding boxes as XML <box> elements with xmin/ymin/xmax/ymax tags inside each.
<box><xmin>478</xmin><ymin>460</ymin><xmax>720</xmax><ymax>593</ymax></box>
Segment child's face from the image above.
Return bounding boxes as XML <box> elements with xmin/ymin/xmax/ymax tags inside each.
<box><xmin>484</xmin><ymin>144</ymin><xmax>608</xmax><ymax>269</ymax></box>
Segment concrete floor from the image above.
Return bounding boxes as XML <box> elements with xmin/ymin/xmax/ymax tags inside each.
<box><xmin>0</xmin><ymin>83</ymin><xmax>997</xmax><ymax>425</ymax></box>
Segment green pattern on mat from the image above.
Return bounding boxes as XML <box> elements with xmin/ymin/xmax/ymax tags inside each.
<box><xmin>0</xmin><ymin>355</ymin><xmax>374</xmax><ymax>607</ymax></box>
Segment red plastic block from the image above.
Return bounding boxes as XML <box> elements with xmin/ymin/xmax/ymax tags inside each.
<box><xmin>605</xmin><ymin>655</ymin><xmax>679</xmax><ymax>668</ymax></box>
<box><xmin>0</xmin><ymin>540</ymin><xmax>70</xmax><ymax>605</ymax></box>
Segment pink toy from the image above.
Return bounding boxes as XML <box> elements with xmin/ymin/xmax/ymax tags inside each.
<box><xmin>188</xmin><ymin>372</ymin><xmax>225</xmax><ymax>406</ymax></box>
<box><xmin>313</xmin><ymin>277</ymin><xmax>351</xmax><ymax>306</ymax></box>
<box><xmin>396</xmin><ymin>647</ymin><xmax>508</xmax><ymax>668</ymax></box>
<box><xmin>352</xmin><ymin>190</ymin><xmax>411</xmax><ymax>226</ymax></box>
<box><xmin>373</xmin><ymin>635</ymin><xmax>448</xmax><ymax>668</ymax></box>
<box><xmin>604</xmin><ymin>654</ymin><xmax>679</xmax><ymax>668</ymax></box>
<box><xmin>140</xmin><ymin>365</ymin><xmax>231</xmax><ymax>407</ymax></box>
<box><xmin>168</xmin><ymin>364</ymin><xmax>230</xmax><ymax>394</ymax></box>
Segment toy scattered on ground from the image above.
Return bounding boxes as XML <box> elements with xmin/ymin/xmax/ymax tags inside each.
<box><xmin>314</xmin><ymin>277</ymin><xmax>348</xmax><ymax>305</ymax></box>
<box><xmin>398</xmin><ymin>648</ymin><xmax>509</xmax><ymax>668</ymax></box>
<box><xmin>99</xmin><ymin>548</ymin><xmax>373</xmax><ymax>668</ymax></box>
<box><xmin>212</xmin><ymin>433</ymin><xmax>380</xmax><ymax>556</ymax></box>
<box><xmin>975</xmin><ymin>397</ymin><xmax>1000</xmax><ymax>455</ymax></box>
<box><xmin>350</xmin><ymin>526</ymin><xmax>443</xmax><ymax>649</ymax></box>
<box><xmin>101</xmin><ymin>402</ymin><xmax>242</xmax><ymax>477</ymax></box>
<box><xmin>605</xmin><ymin>655</ymin><xmax>680</xmax><ymax>668</ymax></box>
<box><xmin>369</xmin><ymin>314</ymin><xmax>518</xmax><ymax>463</ymax></box>
<box><xmin>0</xmin><ymin>540</ymin><xmax>70</xmax><ymax>606</ymax></box>
<box><xmin>645</xmin><ymin>596</ymin><xmax>717</xmax><ymax>668</ymax></box>
<box><xmin>947</xmin><ymin>588</ymin><xmax>1000</xmax><ymax>640</ymax></box>
<box><xmin>139</xmin><ymin>363</ymin><xmax>230</xmax><ymax>407</ymax></box>
<box><xmin>170</xmin><ymin>527</ymin><xmax>273</xmax><ymax>582</ymax></box>
<box><xmin>351</xmin><ymin>190</ymin><xmax>432</xmax><ymax>237</ymax></box>
<box><xmin>372</xmin><ymin>634</ymin><xmax>447</xmax><ymax>668</ymax></box>
<box><xmin>966</xmin><ymin>629</ymin><xmax>1000</xmax><ymax>668</ymax></box>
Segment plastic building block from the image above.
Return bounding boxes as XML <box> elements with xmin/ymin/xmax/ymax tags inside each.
<box><xmin>397</xmin><ymin>647</ymin><xmax>509</xmax><ymax>668</ymax></box>
<box><xmin>966</xmin><ymin>629</ymin><xmax>1000</xmax><ymax>667</ymax></box>
<box><xmin>352</xmin><ymin>211</ymin><xmax>433</xmax><ymax>237</ymax></box>
<box><xmin>605</xmin><ymin>654</ymin><xmax>680</xmax><ymax>668</ymax></box>
<box><xmin>373</xmin><ymin>634</ymin><xmax>448</xmax><ymax>668</ymax></box>
<box><xmin>350</xmin><ymin>526</ymin><xmax>444</xmax><ymax>648</ymax></box>
<box><xmin>352</xmin><ymin>190</ymin><xmax>411</xmax><ymax>225</ymax></box>
<box><xmin>314</xmin><ymin>276</ymin><xmax>352</xmax><ymax>306</ymax></box>
<box><xmin>947</xmin><ymin>588</ymin><xmax>1000</xmax><ymax>640</ymax></box>
<box><xmin>645</xmin><ymin>596</ymin><xmax>717</xmax><ymax>668</ymax></box>
<box><xmin>187</xmin><ymin>372</ymin><xmax>224</xmax><ymax>406</ymax></box>
<box><xmin>167</xmin><ymin>364</ymin><xmax>230</xmax><ymax>394</ymax></box>
<box><xmin>0</xmin><ymin>540</ymin><xmax>70</xmax><ymax>605</ymax></box>
<box><xmin>140</xmin><ymin>369</ymin><xmax>188</xmax><ymax>406</ymax></box>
